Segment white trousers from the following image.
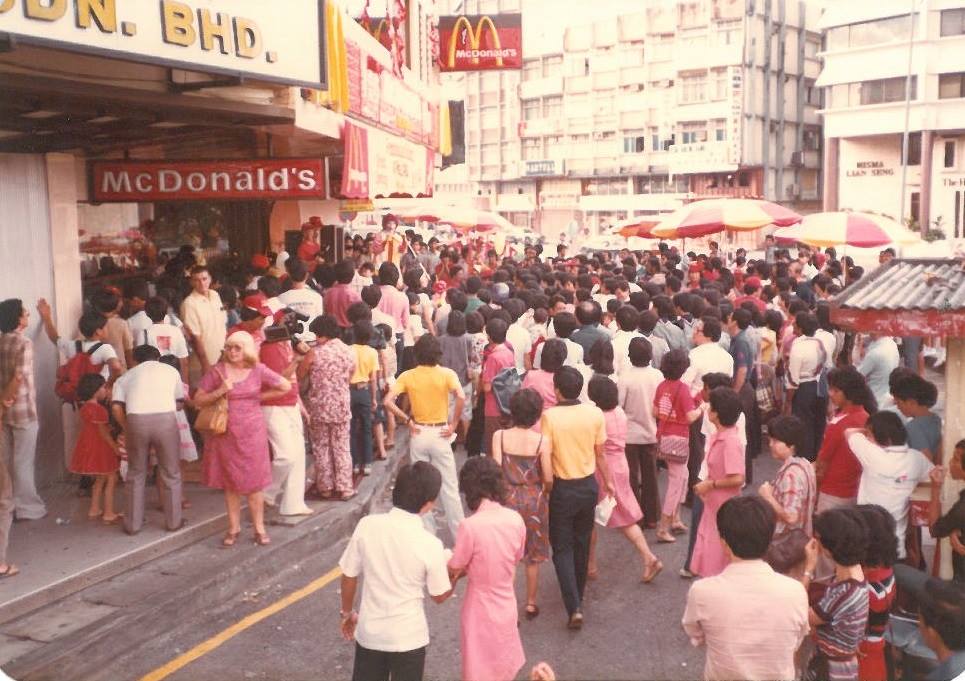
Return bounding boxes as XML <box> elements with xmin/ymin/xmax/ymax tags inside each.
<box><xmin>263</xmin><ymin>406</ymin><xmax>312</xmax><ymax>515</ymax></box>
<box><xmin>1</xmin><ymin>420</ymin><xmax>45</xmax><ymax>519</ymax></box>
<box><xmin>409</xmin><ymin>425</ymin><xmax>464</xmax><ymax>541</ymax></box>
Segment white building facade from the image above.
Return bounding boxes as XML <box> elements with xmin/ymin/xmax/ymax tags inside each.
<box><xmin>458</xmin><ymin>0</ymin><xmax>824</xmax><ymax>238</ymax></box>
<box><xmin>819</xmin><ymin>1</ymin><xmax>965</xmax><ymax>239</ymax></box>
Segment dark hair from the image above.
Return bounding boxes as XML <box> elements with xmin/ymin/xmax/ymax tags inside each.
<box><xmin>717</xmin><ymin>496</ymin><xmax>775</xmax><ymax>560</ymax></box>
<box><xmin>466</xmin><ymin>311</ymin><xmax>484</xmax><ymax>334</ymax></box>
<box><xmin>868</xmin><ymin>411</ymin><xmax>907</xmax><ymax>446</ymax></box>
<box><xmin>352</xmin><ymin>320</ymin><xmax>373</xmax><ymax>345</ymax></box>
<box><xmin>158</xmin><ymin>354</ymin><xmax>179</xmax><ymax>371</ymax></box>
<box><xmin>132</xmin><ymin>344</ymin><xmax>161</xmax><ymax>364</ymax></box>
<box><xmin>361</xmin><ymin>284</ymin><xmax>382</xmax><ymax>308</ymax></box>
<box><xmin>446</xmin><ymin>310</ymin><xmax>467</xmax><ymax>337</ymax></box>
<box><xmin>144</xmin><ymin>296</ymin><xmax>169</xmax><ymax>323</ymax></box>
<box><xmin>827</xmin><ymin>366</ymin><xmax>878</xmax><ymax>413</ymax></box>
<box><xmin>731</xmin><ymin>308</ymin><xmax>752</xmax><ymax>330</ymax></box>
<box><xmin>554</xmin><ymin>366</ymin><xmax>583</xmax><ymax>400</ymax></box>
<box><xmin>855</xmin><ymin>505</ymin><xmax>898</xmax><ymax>568</ymax></box>
<box><xmin>79</xmin><ymin>312</ymin><xmax>108</xmax><ymax>338</ymax></box>
<box><xmin>76</xmin><ymin>373</ymin><xmax>106</xmax><ymax>402</ymax></box>
<box><xmin>575</xmin><ymin>301</ymin><xmax>601</xmax><ymax>325</ymax></box>
<box><xmin>309</xmin><ymin>314</ymin><xmax>340</xmax><ymax>340</ymax></box>
<box><xmin>287</xmin><ymin>259</ymin><xmax>308</xmax><ymax>282</ymax></box>
<box><xmin>0</xmin><ymin>299</ymin><xmax>25</xmax><ymax>333</ymax></box>
<box><xmin>458</xmin><ymin>456</ymin><xmax>506</xmax><ymax>512</ymax></box>
<box><xmin>813</xmin><ymin>507</ymin><xmax>868</xmax><ymax>567</ymax></box>
<box><xmin>588</xmin><ymin>375</ymin><xmax>619</xmax><ymax>411</ymax></box>
<box><xmin>767</xmin><ymin>415</ymin><xmax>805</xmax><ymax>452</ymax></box>
<box><xmin>553</xmin><ymin>312</ymin><xmax>578</xmax><ymax>339</ymax></box>
<box><xmin>615</xmin><ymin>305</ymin><xmax>639</xmax><ymax>332</ymax></box>
<box><xmin>334</xmin><ymin>260</ymin><xmax>356</xmax><ymax>285</ymax></box>
<box><xmin>699</xmin><ymin>316</ymin><xmax>722</xmax><ymax>342</ymax></box>
<box><xmin>637</xmin><ymin>310</ymin><xmax>658</xmax><ymax>335</ymax></box>
<box><xmin>90</xmin><ymin>289</ymin><xmax>120</xmax><ymax>315</ymax></box>
<box><xmin>378</xmin><ymin>262</ymin><xmax>400</xmax><ymax>287</ymax></box>
<box><xmin>795</xmin><ymin>312</ymin><xmax>819</xmax><ymax>337</ymax></box>
<box><xmin>709</xmin><ymin>386</ymin><xmax>742</xmax><ymax>427</ymax></box>
<box><xmin>659</xmin><ymin>348</ymin><xmax>690</xmax><ymax>381</ymax></box>
<box><xmin>587</xmin><ymin>339</ymin><xmax>614</xmax><ymax>376</ymax></box>
<box><xmin>891</xmin><ymin>373</ymin><xmax>939</xmax><ymax>408</ymax></box>
<box><xmin>414</xmin><ymin>334</ymin><xmax>442</xmax><ymax>366</ymax></box>
<box><xmin>920</xmin><ymin>578</ymin><xmax>965</xmax><ymax>650</ymax></box>
<box><xmin>393</xmin><ymin>461</ymin><xmax>442</xmax><ymax>513</ymax></box>
<box><xmin>702</xmin><ymin>372</ymin><xmax>732</xmax><ymax>391</ymax></box>
<box><xmin>346</xmin><ymin>302</ymin><xmax>372</xmax><ymax>324</ymax></box>
<box><xmin>486</xmin><ymin>318</ymin><xmax>508</xmax><ymax>344</ymax></box>
<box><xmin>628</xmin><ymin>336</ymin><xmax>652</xmax><ymax>368</ymax></box>
<box><xmin>540</xmin><ymin>339</ymin><xmax>567</xmax><ymax>373</ymax></box>
<box><xmin>257</xmin><ymin>275</ymin><xmax>281</xmax><ymax>298</ymax></box>
<box><xmin>509</xmin><ymin>388</ymin><xmax>544</xmax><ymax>428</ymax></box>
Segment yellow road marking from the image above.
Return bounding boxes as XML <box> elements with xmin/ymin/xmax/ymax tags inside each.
<box><xmin>138</xmin><ymin>566</ymin><xmax>343</xmax><ymax>681</ymax></box>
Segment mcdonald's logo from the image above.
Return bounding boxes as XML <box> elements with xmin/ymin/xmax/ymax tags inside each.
<box><xmin>438</xmin><ymin>13</ymin><xmax>522</xmax><ymax>72</ymax></box>
<box><xmin>341</xmin><ymin>122</ymin><xmax>369</xmax><ymax>199</ymax></box>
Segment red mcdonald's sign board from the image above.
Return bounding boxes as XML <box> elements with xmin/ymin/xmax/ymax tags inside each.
<box><xmin>438</xmin><ymin>13</ymin><xmax>522</xmax><ymax>72</ymax></box>
<box><xmin>90</xmin><ymin>159</ymin><xmax>326</xmax><ymax>202</ymax></box>
<box><xmin>341</xmin><ymin>121</ymin><xmax>370</xmax><ymax>199</ymax></box>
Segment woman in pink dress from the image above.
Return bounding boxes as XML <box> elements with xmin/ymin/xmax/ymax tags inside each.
<box><xmin>586</xmin><ymin>376</ymin><xmax>663</xmax><ymax>583</ymax></box>
<box><xmin>194</xmin><ymin>331</ymin><xmax>291</xmax><ymax>547</ymax></box>
<box><xmin>448</xmin><ymin>457</ymin><xmax>526</xmax><ymax>681</ymax></box>
<box><xmin>521</xmin><ymin>339</ymin><xmax>564</xmax><ymax>430</ymax></box>
<box><xmin>690</xmin><ymin>386</ymin><xmax>747</xmax><ymax>577</ymax></box>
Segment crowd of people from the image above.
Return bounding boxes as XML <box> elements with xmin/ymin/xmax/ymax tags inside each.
<box><xmin>0</xmin><ymin>213</ymin><xmax>963</xmax><ymax>681</ymax></box>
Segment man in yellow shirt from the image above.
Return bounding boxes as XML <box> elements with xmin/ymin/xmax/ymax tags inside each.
<box><xmin>385</xmin><ymin>334</ymin><xmax>465</xmax><ymax>541</ymax></box>
<box><xmin>180</xmin><ymin>266</ymin><xmax>226</xmax><ymax>383</ymax></box>
<box><xmin>540</xmin><ymin>367</ymin><xmax>614</xmax><ymax>630</ymax></box>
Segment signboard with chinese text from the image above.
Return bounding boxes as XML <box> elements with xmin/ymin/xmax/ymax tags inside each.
<box><xmin>438</xmin><ymin>13</ymin><xmax>522</xmax><ymax>72</ymax></box>
<box><xmin>341</xmin><ymin>122</ymin><xmax>433</xmax><ymax>199</ymax></box>
<box><xmin>0</xmin><ymin>0</ymin><xmax>324</xmax><ymax>87</ymax></box>
<box><xmin>90</xmin><ymin>159</ymin><xmax>326</xmax><ymax>202</ymax></box>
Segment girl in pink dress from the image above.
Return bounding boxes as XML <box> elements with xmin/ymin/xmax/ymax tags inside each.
<box><xmin>448</xmin><ymin>457</ymin><xmax>526</xmax><ymax>681</ymax></box>
<box><xmin>69</xmin><ymin>373</ymin><xmax>121</xmax><ymax>524</ymax></box>
<box><xmin>586</xmin><ymin>376</ymin><xmax>663</xmax><ymax>583</ymax></box>
<box><xmin>690</xmin><ymin>386</ymin><xmax>747</xmax><ymax>578</ymax></box>
<box><xmin>521</xmin><ymin>339</ymin><xmax>564</xmax><ymax>431</ymax></box>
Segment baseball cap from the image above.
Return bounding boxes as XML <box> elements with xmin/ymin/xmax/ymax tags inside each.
<box><xmin>250</xmin><ymin>254</ymin><xmax>270</xmax><ymax>270</ymax></box>
<box><xmin>745</xmin><ymin>276</ymin><xmax>762</xmax><ymax>290</ymax></box>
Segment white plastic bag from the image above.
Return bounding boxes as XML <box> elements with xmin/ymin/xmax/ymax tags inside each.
<box><xmin>594</xmin><ymin>495</ymin><xmax>616</xmax><ymax>527</ymax></box>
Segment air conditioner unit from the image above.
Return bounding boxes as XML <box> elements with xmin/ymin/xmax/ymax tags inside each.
<box><xmin>785</xmin><ymin>183</ymin><xmax>800</xmax><ymax>200</ymax></box>
<box><xmin>790</xmin><ymin>150</ymin><xmax>804</xmax><ymax>167</ymax></box>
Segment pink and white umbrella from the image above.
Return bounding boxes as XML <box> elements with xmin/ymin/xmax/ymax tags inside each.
<box><xmin>773</xmin><ymin>211</ymin><xmax>921</xmax><ymax>248</ymax></box>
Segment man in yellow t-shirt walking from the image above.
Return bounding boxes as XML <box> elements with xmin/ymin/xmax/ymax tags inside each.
<box><xmin>385</xmin><ymin>334</ymin><xmax>465</xmax><ymax>541</ymax></box>
<box><xmin>540</xmin><ymin>367</ymin><xmax>614</xmax><ymax>630</ymax></box>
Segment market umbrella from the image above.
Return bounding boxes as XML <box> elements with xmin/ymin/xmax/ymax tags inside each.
<box><xmin>611</xmin><ymin>217</ymin><xmax>661</xmax><ymax>239</ymax></box>
<box><xmin>772</xmin><ymin>211</ymin><xmax>921</xmax><ymax>248</ymax></box>
<box><xmin>395</xmin><ymin>206</ymin><xmax>513</xmax><ymax>232</ymax></box>
<box><xmin>650</xmin><ymin>198</ymin><xmax>802</xmax><ymax>239</ymax></box>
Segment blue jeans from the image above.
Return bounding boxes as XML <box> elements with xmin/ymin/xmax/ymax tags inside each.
<box><xmin>685</xmin><ymin>495</ymin><xmax>704</xmax><ymax>572</ymax></box>
<box><xmin>549</xmin><ymin>474</ymin><xmax>598</xmax><ymax>616</ymax></box>
<box><xmin>349</xmin><ymin>386</ymin><xmax>373</xmax><ymax>468</ymax></box>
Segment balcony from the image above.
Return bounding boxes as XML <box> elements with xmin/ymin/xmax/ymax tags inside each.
<box><xmin>519</xmin><ymin>117</ymin><xmax>564</xmax><ymax>137</ymax></box>
<box><xmin>567</xmin><ymin>117</ymin><xmax>593</xmax><ymax>134</ymax></box>
<box><xmin>592</xmin><ymin>70</ymin><xmax>619</xmax><ymax>91</ymax></box>
<box><xmin>620</xmin><ymin>65</ymin><xmax>648</xmax><ymax>88</ymax></box>
<box><xmin>619</xmin><ymin>110</ymin><xmax>649</xmax><ymax>129</ymax></box>
<box><xmin>593</xmin><ymin>113</ymin><xmax>619</xmax><ymax>130</ymax></box>
<box><xmin>565</xmin><ymin>75</ymin><xmax>591</xmax><ymax>94</ymax></box>
<box><xmin>520</xmin><ymin>76</ymin><xmax>564</xmax><ymax>100</ymax></box>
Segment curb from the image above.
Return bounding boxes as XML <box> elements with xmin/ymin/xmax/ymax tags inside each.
<box><xmin>5</xmin><ymin>443</ymin><xmax>407</xmax><ymax>681</ymax></box>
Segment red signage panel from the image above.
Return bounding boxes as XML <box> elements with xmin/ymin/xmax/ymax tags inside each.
<box><xmin>438</xmin><ymin>13</ymin><xmax>522</xmax><ymax>72</ymax></box>
<box><xmin>341</xmin><ymin>122</ymin><xmax>370</xmax><ymax>199</ymax></box>
<box><xmin>90</xmin><ymin>159</ymin><xmax>326</xmax><ymax>202</ymax></box>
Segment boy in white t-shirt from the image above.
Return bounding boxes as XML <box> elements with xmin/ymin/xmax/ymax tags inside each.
<box><xmin>140</xmin><ymin>297</ymin><xmax>189</xmax><ymax>383</ymax></box>
<box><xmin>846</xmin><ymin>411</ymin><xmax>934</xmax><ymax>560</ymax></box>
<box><xmin>57</xmin><ymin>311</ymin><xmax>122</xmax><ymax>383</ymax></box>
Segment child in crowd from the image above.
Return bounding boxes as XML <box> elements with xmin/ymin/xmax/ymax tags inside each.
<box><xmin>59</xmin><ymin>311</ymin><xmax>123</xmax><ymax>385</ymax></box>
<box><xmin>855</xmin><ymin>504</ymin><xmax>898</xmax><ymax>681</ymax></box>
<box><xmin>69</xmin><ymin>373</ymin><xmax>121</xmax><ymax>523</ymax></box>
<box><xmin>758</xmin><ymin>415</ymin><xmax>817</xmax><ymax>537</ymax></box>
<box><xmin>91</xmin><ymin>288</ymin><xmax>134</xmax><ymax>371</ymax></box>
<box><xmin>375</xmin><ymin>322</ymin><xmax>396</xmax><ymax>454</ymax></box>
<box><xmin>349</xmin><ymin>320</ymin><xmax>379</xmax><ymax>476</ymax></box>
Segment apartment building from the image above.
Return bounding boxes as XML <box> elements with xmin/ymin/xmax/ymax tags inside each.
<box><xmin>458</xmin><ymin>0</ymin><xmax>824</xmax><ymax>237</ymax></box>
<box><xmin>819</xmin><ymin>1</ymin><xmax>965</xmax><ymax>239</ymax></box>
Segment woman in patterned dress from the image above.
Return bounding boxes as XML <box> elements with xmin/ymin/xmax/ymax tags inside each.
<box><xmin>492</xmin><ymin>388</ymin><xmax>551</xmax><ymax>620</ymax></box>
<box><xmin>800</xmin><ymin>507</ymin><xmax>870</xmax><ymax>681</ymax></box>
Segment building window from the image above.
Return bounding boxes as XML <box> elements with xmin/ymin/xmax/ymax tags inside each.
<box><xmin>939</xmin><ymin>72</ymin><xmax>965</xmax><ymax>99</ymax></box>
<box><xmin>679</xmin><ymin>71</ymin><xmax>707</xmax><ymax>104</ymax></box>
<box><xmin>543</xmin><ymin>55</ymin><xmax>563</xmax><ymax>78</ymax></box>
<box><xmin>522</xmin><ymin>60</ymin><xmax>541</xmax><ymax>82</ymax></box>
<box><xmin>860</xmin><ymin>76</ymin><xmax>915</xmax><ymax>105</ymax></box>
<box><xmin>804</xmin><ymin>39</ymin><xmax>820</xmax><ymax>59</ymax></box>
<box><xmin>946</xmin><ymin>141</ymin><xmax>957</xmax><ymax>169</ymax></box>
<box><xmin>804</xmin><ymin>81</ymin><xmax>823</xmax><ymax>107</ymax></box>
<box><xmin>827</xmin><ymin>14</ymin><xmax>914</xmax><ymax>50</ymax></box>
<box><xmin>522</xmin><ymin>99</ymin><xmax>540</xmax><ymax>121</ymax></box>
<box><xmin>910</xmin><ymin>192</ymin><xmax>920</xmax><ymax>223</ymax></box>
<box><xmin>522</xmin><ymin>138</ymin><xmax>541</xmax><ymax>161</ymax></box>
<box><xmin>711</xmin><ymin>119</ymin><xmax>727</xmax><ymax>141</ymax></box>
<box><xmin>803</xmin><ymin>128</ymin><xmax>821</xmax><ymax>151</ymax></box>
<box><xmin>902</xmin><ymin>131</ymin><xmax>921</xmax><ymax>166</ymax></box>
<box><xmin>940</xmin><ymin>9</ymin><xmax>965</xmax><ymax>37</ymax></box>
<box><xmin>648</xmin><ymin>36</ymin><xmax>673</xmax><ymax>62</ymax></box>
<box><xmin>710</xmin><ymin>68</ymin><xmax>728</xmax><ymax>101</ymax></box>
<box><xmin>543</xmin><ymin>96</ymin><xmax>563</xmax><ymax>118</ymax></box>
<box><xmin>623</xmin><ymin>132</ymin><xmax>645</xmax><ymax>154</ymax></box>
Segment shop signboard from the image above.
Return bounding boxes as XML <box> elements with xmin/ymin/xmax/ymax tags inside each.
<box><xmin>524</xmin><ymin>160</ymin><xmax>562</xmax><ymax>177</ymax></box>
<box><xmin>0</xmin><ymin>0</ymin><xmax>325</xmax><ymax>87</ymax></box>
<box><xmin>341</xmin><ymin>121</ymin><xmax>433</xmax><ymax>199</ymax></box>
<box><xmin>90</xmin><ymin>159</ymin><xmax>326</xmax><ymax>202</ymax></box>
<box><xmin>438</xmin><ymin>13</ymin><xmax>522</xmax><ymax>72</ymax></box>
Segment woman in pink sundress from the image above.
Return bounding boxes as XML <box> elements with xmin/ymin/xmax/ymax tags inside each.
<box><xmin>586</xmin><ymin>376</ymin><xmax>663</xmax><ymax>584</ymax></box>
<box><xmin>448</xmin><ymin>456</ymin><xmax>526</xmax><ymax>681</ymax></box>
<box><xmin>194</xmin><ymin>331</ymin><xmax>291</xmax><ymax>548</ymax></box>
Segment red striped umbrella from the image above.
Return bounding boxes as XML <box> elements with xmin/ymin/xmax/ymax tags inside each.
<box><xmin>772</xmin><ymin>212</ymin><xmax>920</xmax><ymax>248</ymax></box>
<box><xmin>651</xmin><ymin>199</ymin><xmax>802</xmax><ymax>239</ymax></box>
<box><xmin>611</xmin><ymin>217</ymin><xmax>661</xmax><ymax>239</ymax></box>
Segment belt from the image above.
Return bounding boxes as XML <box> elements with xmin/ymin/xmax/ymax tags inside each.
<box><xmin>415</xmin><ymin>421</ymin><xmax>447</xmax><ymax>427</ymax></box>
<box><xmin>350</xmin><ymin>382</ymin><xmax>370</xmax><ymax>389</ymax></box>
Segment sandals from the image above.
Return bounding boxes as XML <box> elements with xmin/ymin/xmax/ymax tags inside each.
<box><xmin>524</xmin><ymin>604</ymin><xmax>540</xmax><ymax>620</ymax></box>
<box><xmin>253</xmin><ymin>531</ymin><xmax>271</xmax><ymax>546</ymax></box>
<box><xmin>670</xmin><ymin>523</ymin><xmax>688</xmax><ymax>534</ymax></box>
<box><xmin>0</xmin><ymin>564</ymin><xmax>19</xmax><ymax>579</ymax></box>
<box><xmin>655</xmin><ymin>530</ymin><xmax>676</xmax><ymax>543</ymax></box>
<box><xmin>222</xmin><ymin>530</ymin><xmax>240</xmax><ymax>547</ymax></box>
<box><xmin>641</xmin><ymin>559</ymin><xmax>663</xmax><ymax>584</ymax></box>
<box><xmin>102</xmin><ymin>514</ymin><xmax>124</xmax><ymax>525</ymax></box>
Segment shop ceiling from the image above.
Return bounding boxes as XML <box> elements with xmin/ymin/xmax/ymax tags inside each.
<box><xmin>0</xmin><ymin>70</ymin><xmax>296</xmax><ymax>157</ymax></box>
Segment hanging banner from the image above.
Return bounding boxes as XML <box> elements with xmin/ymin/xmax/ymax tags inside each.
<box><xmin>367</xmin><ymin>126</ymin><xmax>433</xmax><ymax>198</ymax></box>
<box><xmin>341</xmin><ymin>122</ymin><xmax>370</xmax><ymax>199</ymax></box>
<box><xmin>90</xmin><ymin>159</ymin><xmax>326</xmax><ymax>202</ymax></box>
<box><xmin>0</xmin><ymin>0</ymin><xmax>325</xmax><ymax>87</ymax></box>
<box><xmin>438</xmin><ymin>13</ymin><xmax>522</xmax><ymax>72</ymax></box>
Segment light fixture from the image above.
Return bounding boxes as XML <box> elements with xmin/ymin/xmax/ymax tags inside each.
<box><xmin>21</xmin><ymin>110</ymin><xmax>60</xmax><ymax>119</ymax></box>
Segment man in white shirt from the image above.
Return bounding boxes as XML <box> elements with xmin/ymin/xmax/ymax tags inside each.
<box><xmin>618</xmin><ymin>337</ymin><xmax>664</xmax><ymax>527</ymax></box>
<box><xmin>139</xmin><ymin>297</ymin><xmax>189</xmax><ymax>383</ymax></box>
<box><xmin>846</xmin><ymin>412</ymin><xmax>934</xmax><ymax>559</ymax></box>
<box><xmin>111</xmin><ymin>345</ymin><xmax>185</xmax><ymax>535</ymax></box>
<box><xmin>611</xmin><ymin>306</ymin><xmax>642</xmax><ymax>378</ymax></box>
<box><xmin>278</xmin><ymin>260</ymin><xmax>324</xmax><ymax>323</ymax></box>
<box><xmin>787</xmin><ymin>312</ymin><xmax>828</xmax><ymax>461</ymax></box>
<box><xmin>859</xmin><ymin>335</ymin><xmax>901</xmax><ymax>410</ymax></box>
<box><xmin>504</xmin><ymin>299</ymin><xmax>533</xmax><ymax>374</ymax></box>
<box><xmin>339</xmin><ymin>462</ymin><xmax>453</xmax><ymax>681</ymax></box>
<box><xmin>682</xmin><ymin>317</ymin><xmax>734</xmax><ymax>398</ymax></box>
<box><xmin>683</xmin><ymin>496</ymin><xmax>808</xmax><ymax>681</ymax></box>
<box><xmin>180</xmin><ymin>265</ymin><xmax>227</xmax><ymax>380</ymax></box>
<box><xmin>637</xmin><ymin>310</ymin><xmax>670</xmax><ymax>370</ymax></box>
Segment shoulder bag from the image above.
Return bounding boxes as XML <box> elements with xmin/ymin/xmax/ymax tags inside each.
<box><xmin>764</xmin><ymin>460</ymin><xmax>814</xmax><ymax>573</ymax></box>
<box><xmin>656</xmin><ymin>383</ymin><xmax>689</xmax><ymax>465</ymax></box>
<box><xmin>195</xmin><ymin>367</ymin><xmax>229</xmax><ymax>435</ymax></box>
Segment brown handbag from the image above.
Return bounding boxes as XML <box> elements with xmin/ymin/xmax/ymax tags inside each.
<box><xmin>195</xmin><ymin>368</ymin><xmax>229</xmax><ymax>435</ymax></box>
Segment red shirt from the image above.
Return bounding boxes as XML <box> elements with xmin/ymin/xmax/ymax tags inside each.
<box><xmin>734</xmin><ymin>294</ymin><xmax>767</xmax><ymax>314</ymax></box>
<box><xmin>324</xmin><ymin>283</ymin><xmax>362</xmax><ymax>328</ymax></box>
<box><xmin>816</xmin><ymin>404</ymin><xmax>869</xmax><ymax>498</ymax></box>
<box><xmin>259</xmin><ymin>341</ymin><xmax>298</xmax><ymax>407</ymax></box>
<box><xmin>481</xmin><ymin>343</ymin><xmax>515</xmax><ymax>417</ymax></box>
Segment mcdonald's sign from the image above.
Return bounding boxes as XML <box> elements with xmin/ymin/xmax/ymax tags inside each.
<box><xmin>438</xmin><ymin>13</ymin><xmax>522</xmax><ymax>72</ymax></box>
<box><xmin>341</xmin><ymin>122</ymin><xmax>370</xmax><ymax>200</ymax></box>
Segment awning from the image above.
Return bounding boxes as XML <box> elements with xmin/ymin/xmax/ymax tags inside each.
<box><xmin>818</xmin><ymin>2</ymin><xmax>915</xmax><ymax>30</ymax></box>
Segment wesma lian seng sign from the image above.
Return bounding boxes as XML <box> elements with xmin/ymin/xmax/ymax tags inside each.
<box><xmin>438</xmin><ymin>13</ymin><xmax>522</xmax><ymax>72</ymax></box>
<box><xmin>90</xmin><ymin>159</ymin><xmax>326</xmax><ymax>202</ymax></box>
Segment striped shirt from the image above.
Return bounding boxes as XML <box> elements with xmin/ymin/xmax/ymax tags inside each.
<box><xmin>0</xmin><ymin>331</ymin><xmax>36</xmax><ymax>426</ymax></box>
<box><xmin>814</xmin><ymin>578</ymin><xmax>869</xmax><ymax>661</ymax></box>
